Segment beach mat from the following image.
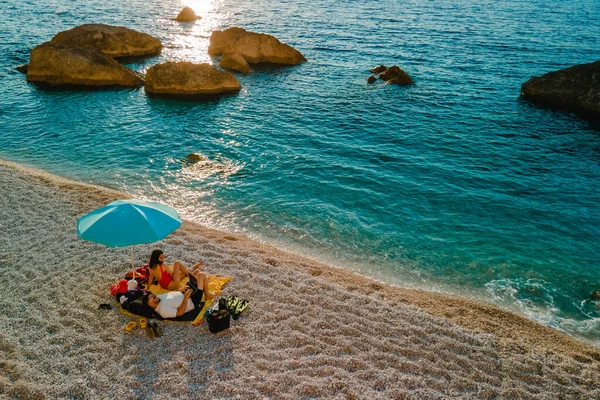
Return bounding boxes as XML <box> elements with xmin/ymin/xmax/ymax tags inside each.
<box><xmin>120</xmin><ymin>275</ymin><xmax>231</xmax><ymax>325</ymax></box>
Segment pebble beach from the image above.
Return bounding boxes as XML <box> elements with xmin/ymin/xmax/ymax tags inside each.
<box><xmin>1</xmin><ymin>159</ymin><xmax>599</xmax><ymax>399</ymax></box>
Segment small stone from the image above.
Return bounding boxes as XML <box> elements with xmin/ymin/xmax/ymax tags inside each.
<box><xmin>175</xmin><ymin>7</ymin><xmax>201</xmax><ymax>22</ymax></box>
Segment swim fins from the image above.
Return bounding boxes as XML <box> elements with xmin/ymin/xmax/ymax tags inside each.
<box><xmin>231</xmin><ymin>299</ymin><xmax>248</xmax><ymax>320</ymax></box>
<box><xmin>226</xmin><ymin>295</ymin><xmax>239</xmax><ymax>314</ymax></box>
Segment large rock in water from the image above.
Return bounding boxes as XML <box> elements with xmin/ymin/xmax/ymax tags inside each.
<box><xmin>521</xmin><ymin>60</ymin><xmax>600</xmax><ymax>119</ymax></box>
<box><xmin>26</xmin><ymin>42</ymin><xmax>144</xmax><ymax>87</ymax></box>
<box><xmin>208</xmin><ymin>27</ymin><xmax>306</xmax><ymax>73</ymax></box>
<box><xmin>50</xmin><ymin>24</ymin><xmax>162</xmax><ymax>58</ymax></box>
<box><xmin>144</xmin><ymin>62</ymin><xmax>241</xmax><ymax>98</ymax></box>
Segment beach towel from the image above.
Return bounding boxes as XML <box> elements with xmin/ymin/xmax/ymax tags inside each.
<box><xmin>120</xmin><ymin>275</ymin><xmax>231</xmax><ymax>326</ymax></box>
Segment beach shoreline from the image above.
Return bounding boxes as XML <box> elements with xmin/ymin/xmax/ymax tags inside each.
<box><xmin>1</xmin><ymin>158</ymin><xmax>599</xmax><ymax>399</ymax></box>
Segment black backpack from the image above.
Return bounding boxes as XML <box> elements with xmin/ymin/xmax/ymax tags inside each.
<box><xmin>207</xmin><ymin>309</ymin><xmax>230</xmax><ymax>333</ymax></box>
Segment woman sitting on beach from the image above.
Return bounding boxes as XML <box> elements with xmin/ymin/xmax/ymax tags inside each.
<box><xmin>147</xmin><ymin>249</ymin><xmax>204</xmax><ymax>291</ymax></box>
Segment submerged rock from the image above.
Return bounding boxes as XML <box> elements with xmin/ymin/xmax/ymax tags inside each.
<box><xmin>379</xmin><ymin>65</ymin><xmax>413</xmax><ymax>85</ymax></box>
<box><xmin>175</xmin><ymin>7</ymin><xmax>201</xmax><ymax>22</ymax></box>
<box><xmin>187</xmin><ymin>153</ymin><xmax>208</xmax><ymax>162</ymax></box>
<box><xmin>50</xmin><ymin>24</ymin><xmax>162</xmax><ymax>58</ymax></box>
<box><xmin>367</xmin><ymin>75</ymin><xmax>377</xmax><ymax>83</ymax></box>
<box><xmin>26</xmin><ymin>42</ymin><xmax>144</xmax><ymax>87</ymax></box>
<box><xmin>521</xmin><ymin>60</ymin><xmax>600</xmax><ymax>119</ymax></box>
<box><xmin>16</xmin><ymin>64</ymin><xmax>28</xmax><ymax>74</ymax></box>
<box><xmin>208</xmin><ymin>27</ymin><xmax>306</xmax><ymax>73</ymax></box>
<box><xmin>145</xmin><ymin>62</ymin><xmax>241</xmax><ymax>98</ymax></box>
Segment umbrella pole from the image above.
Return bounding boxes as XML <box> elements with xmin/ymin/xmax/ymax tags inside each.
<box><xmin>130</xmin><ymin>246</ymin><xmax>135</xmax><ymax>280</ymax></box>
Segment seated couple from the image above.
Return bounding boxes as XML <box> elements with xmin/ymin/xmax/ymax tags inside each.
<box><xmin>142</xmin><ymin>249</ymin><xmax>218</xmax><ymax>319</ymax></box>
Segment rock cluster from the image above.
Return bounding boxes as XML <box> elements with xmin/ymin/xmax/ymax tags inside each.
<box><xmin>521</xmin><ymin>60</ymin><xmax>600</xmax><ymax>119</ymax></box>
<box><xmin>368</xmin><ymin>65</ymin><xmax>413</xmax><ymax>85</ymax></box>
<box><xmin>208</xmin><ymin>27</ymin><xmax>306</xmax><ymax>73</ymax></box>
<box><xmin>175</xmin><ymin>7</ymin><xmax>201</xmax><ymax>22</ymax></box>
<box><xmin>22</xmin><ymin>23</ymin><xmax>307</xmax><ymax>100</ymax></box>
<box><xmin>26</xmin><ymin>24</ymin><xmax>160</xmax><ymax>87</ymax></box>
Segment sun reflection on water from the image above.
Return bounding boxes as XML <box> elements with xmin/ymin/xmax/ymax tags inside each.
<box><xmin>160</xmin><ymin>0</ymin><xmax>226</xmax><ymax>64</ymax></box>
<box><xmin>182</xmin><ymin>0</ymin><xmax>215</xmax><ymax>16</ymax></box>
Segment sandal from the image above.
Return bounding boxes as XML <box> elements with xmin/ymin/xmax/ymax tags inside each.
<box><xmin>151</xmin><ymin>321</ymin><xmax>163</xmax><ymax>337</ymax></box>
<box><xmin>145</xmin><ymin>320</ymin><xmax>156</xmax><ymax>338</ymax></box>
<box><xmin>125</xmin><ymin>321</ymin><xmax>138</xmax><ymax>332</ymax></box>
<box><xmin>139</xmin><ymin>318</ymin><xmax>147</xmax><ymax>329</ymax></box>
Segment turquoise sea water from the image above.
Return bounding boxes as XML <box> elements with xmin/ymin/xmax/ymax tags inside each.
<box><xmin>1</xmin><ymin>0</ymin><xmax>600</xmax><ymax>343</ymax></box>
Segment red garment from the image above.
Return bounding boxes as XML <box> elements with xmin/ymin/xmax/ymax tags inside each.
<box><xmin>110</xmin><ymin>279</ymin><xmax>128</xmax><ymax>296</ymax></box>
<box><xmin>158</xmin><ymin>264</ymin><xmax>173</xmax><ymax>289</ymax></box>
<box><xmin>125</xmin><ymin>265</ymin><xmax>150</xmax><ymax>284</ymax></box>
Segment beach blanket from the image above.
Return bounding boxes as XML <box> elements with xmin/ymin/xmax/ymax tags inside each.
<box><xmin>120</xmin><ymin>275</ymin><xmax>231</xmax><ymax>326</ymax></box>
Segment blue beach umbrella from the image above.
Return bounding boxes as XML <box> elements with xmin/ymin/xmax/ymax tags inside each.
<box><xmin>77</xmin><ymin>199</ymin><xmax>183</xmax><ymax>269</ymax></box>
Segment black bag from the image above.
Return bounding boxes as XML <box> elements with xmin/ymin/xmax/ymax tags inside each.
<box><xmin>207</xmin><ymin>309</ymin><xmax>230</xmax><ymax>333</ymax></box>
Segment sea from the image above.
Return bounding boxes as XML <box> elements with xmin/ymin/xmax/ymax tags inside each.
<box><xmin>1</xmin><ymin>0</ymin><xmax>599</xmax><ymax>344</ymax></box>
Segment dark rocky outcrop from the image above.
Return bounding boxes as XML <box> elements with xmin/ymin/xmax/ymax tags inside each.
<box><xmin>368</xmin><ymin>64</ymin><xmax>413</xmax><ymax>85</ymax></box>
<box><xmin>208</xmin><ymin>27</ymin><xmax>306</xmax><ymax>73</ymax></box>
<box><xmin>175</xmin><ymin>7</ymin><xmax>201</xmax><ymax>22</ymax></box>
<box><xmin>367</xmin><ymin>75</ymin><xmax>377</xmax><ymax>83</ymax></box>
<box><xmin>26</xmin><ymin>42</ymin><xmax>144</xmax><ymax>87</ymax></box>
<box><xmin>50</xmin><ymin>24</ymin><xmax>162</xmax><ymax>58</ymax></box>
<box><xmin>379</xmin><ymin>66</ymin><xmax>413</xmax><ymax>85</ymax></box>
<box><xmin>16</xmin><ymin>64</ymin><xmax>28</xmax><ymax>74</ymax></box>
<box><xmin>521</xmin><ymin>60</ymin><xmax>600</xmax><ymax>119</ymax></box>
<box><xmin>145</xmin><ymin>62</ymin><xmax>240</xmax><ymax>98</ymax></box>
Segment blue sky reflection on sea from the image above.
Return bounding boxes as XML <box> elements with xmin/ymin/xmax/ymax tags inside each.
<box><xmin>1</xmin><ymin>0</ymin><xmax>600</xmax><ymax>343</ymax></box>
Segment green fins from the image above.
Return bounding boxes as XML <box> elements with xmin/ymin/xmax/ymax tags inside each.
<box><xmin>225</xmin><ymin>295</ymin><xmax>249</xmax><ymax>320</ymax></box>
<box><xmin>231</xmin><ymin>299</ymin><xmax>248</xmax><ymax>320</ymax></box>
<box><xmin>226</xmin><ymin>295</ymin><xmax>239</xmax><ymax>314</ymax></box>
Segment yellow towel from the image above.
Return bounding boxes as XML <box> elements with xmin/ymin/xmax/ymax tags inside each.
<box><xmin>119</xmin><ymin>275</ymin><xmax>231</xmax><ymax>325</ymax></box>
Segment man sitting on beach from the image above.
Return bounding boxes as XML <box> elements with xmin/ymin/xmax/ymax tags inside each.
<box><xmin>143</xmin><ymin>270</ymin><xmax>217</xmax><ymax>319</ymax></box>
